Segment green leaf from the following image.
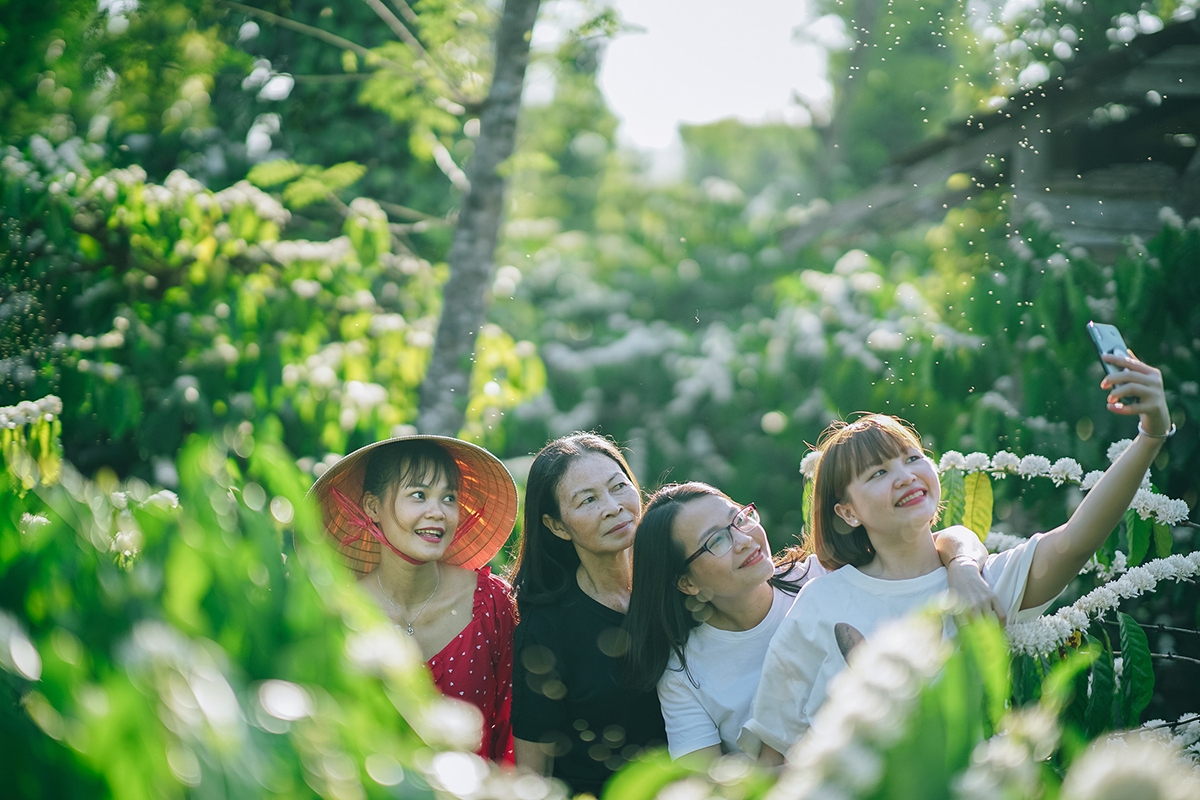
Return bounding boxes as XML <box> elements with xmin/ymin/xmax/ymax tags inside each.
<box><xmin>957</xmin><ymin>617</ymin><xmax>1010</xmax><ymax>731</ymax></box>
<box><xmin>1152</xmin><ymin>521</ymin><xmax>1172</xmax><ymax>559</ymax></box>
<box><xmin>961</xmin><ymin>471</ymin><xmax>993</xmax><ymax>541</ymax></box>
<box><xmin>1097</xmin><ymin>524</ymin><xmax>1119</xmax><ymax>568</ymax></box>
<box><xmin>163</xmin><ymin>535</ymin><xmax>213</xmax><ymax>633</ymax></box>
<box><xmin>1043</xmin><ymin>644</ymin><xmax>1098</xmax><ymax>713</ymax></box>
<box><xmin>940</xmin><ymin>468</ymin><xmax>966</xmax><ymax>528</ymax></box>
<box><xmin>247</xmin><ymin>159</ymin><xmax>304</xmax><ymax>188</ymax></box>
<box><xmin>320</xmin><ymin>161</ymin><xmax>367</xmax><ymax>191</ymax></box>
<box><xmin>1126</xmin><ymin>511</ymin><xmax>1152</xmax><ymax>567</ymax></box>
<box><xmin>1118</xmin><ymin>612</ymin><xmax>1154</xmax><ymax>725</ymax></box>
<box><xmin>601</xmin><ymin>750</ymin><xmax>690</xmax><ymax>800</ymax></box>
<box><xmin>935</xmin><ymin>650</ymin><xmax>975</xmax><ymax>773</ymax></box>
<box><xmin>801</xmin><ymin>477</ymin><xmax>814</xmax><ymax>542</ymax></box>
<box><xmin>1084</xmin><ymin>630</ymin><xmax>1116</xmax><ymax>737</ymax></box>
<box><xmin>1011</xmin><ymin>654</ymin><xmax>1043</xmax><ymax>707</ymax></box>
<box><xmin>282</xmin><ymin>176</ymin><xmax>332</xmax><ymax>209</ymax></box>
<box><xmin>879</xmin><ymin>689</ymin><xmax>952</xmax><ymax>800</ymax></box>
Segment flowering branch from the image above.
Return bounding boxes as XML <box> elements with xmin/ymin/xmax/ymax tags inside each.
<box><xmin>1006</xmin><ymin>552</ymin><xmax>1200</xmax><ymax>656</ymax></box>
<box><xmin>937</xmin><ymin>444</ymin><xmax>1191</xmax><ymax>528</ymax></box>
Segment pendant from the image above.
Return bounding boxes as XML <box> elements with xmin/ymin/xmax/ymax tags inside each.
<box><xmin>405</xmin><ymin>625</ymin><xmax>415</xmax><ymax>635</ymax></box>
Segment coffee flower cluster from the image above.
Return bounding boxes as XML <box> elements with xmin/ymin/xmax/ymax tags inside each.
<box><xmin>1006</xmin><ymin>552</ymin><xmax>1200</xmax><ymax>656</ymax></box>
<box><xmin>936</xmin><ymin>446</ymin><xmax>1190</xmax><ymax>528</ymax></box>
<box><xmin>0</xmin><ymin>396</ymin><xmax>62</xmax><ymax>428</ymax></box>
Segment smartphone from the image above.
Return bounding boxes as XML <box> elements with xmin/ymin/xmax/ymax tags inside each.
<box><xmin>1087</xmin><ymin>321</ymin><xmax>1139</xmax><ymax>405</ymax></box>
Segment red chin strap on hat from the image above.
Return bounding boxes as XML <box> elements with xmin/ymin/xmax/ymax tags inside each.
<box><xmin>326</xmin><ymin>486</ymin><xmax>483</xmax><ymax>567</ymax></box>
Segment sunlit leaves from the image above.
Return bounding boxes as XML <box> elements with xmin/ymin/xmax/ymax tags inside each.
<box><xmin>247</xmin><ymin>159</ymin><xmax>305</xmax><ymax>188</ymax></box>
<box><xmin>961</xmin><ymin>471</ymin><xmax>993</xmax><ymax>541</ymax></box>
<box><xmin>251</xmin><ymin>161</ymin><xmax>370</xmax><ymax>209</ymax></box>
<box><xmin>940</xmin><ymin>467</ymin><xmax>966</xmax><ymax>527</ymax></box>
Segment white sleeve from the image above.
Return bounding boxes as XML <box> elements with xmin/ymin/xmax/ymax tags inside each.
<box><xmin>658</xmin><ymin>666</ymin><xmax>721</xmax><ymax>759</ymax></box>
<box><xmin>984</xmin><ymin>532</ymin><xmax>1049</xmax><ymax>623</ymax></box>
<box><xmin>737</xmin><ymin>607</ymin><xmax>820</xmax><ymax>757</ymax></box>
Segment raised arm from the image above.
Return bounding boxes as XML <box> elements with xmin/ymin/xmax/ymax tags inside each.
<box><xmin>1022</xmin><ymin>353</ymin><xmax>1172</xmax><ymax>609</ymax></box>
<box><xmin>933</xmin><ymin>525</ymin><xmax>1006</xmax><ymax>624</ymax></box>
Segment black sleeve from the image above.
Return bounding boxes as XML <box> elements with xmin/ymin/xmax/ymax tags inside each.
<box><xmin>511</xmin><ymin>608</ymin><xmax>570</xmax><ymax>744</ymax></box>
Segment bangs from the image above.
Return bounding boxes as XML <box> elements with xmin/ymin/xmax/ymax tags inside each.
<box><xmin>363</xmin><ymin>440</ymin><xmax>461</xmax><ymax>499</ymax></box>
<box><xmin>820</xmin><ymin>416</ymin><xmax>923</xmax><ymax>497</ymax></box>
<box><xmin>394</xmin><ymin>455</ymin><xmax>459</xmax><ymax>491</ymax></box>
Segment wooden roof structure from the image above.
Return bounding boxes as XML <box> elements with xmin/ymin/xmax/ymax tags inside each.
<box><xmin>781</xmin><ymin>19</ymin><xmax>1200</xmax><ymax>260</ymax></box>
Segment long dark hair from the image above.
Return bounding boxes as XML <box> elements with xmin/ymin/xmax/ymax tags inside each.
<box><xmin>509</xmin><ymin>433</ymin><xmax>641</xmax><ymax>608</ymax></box>
<box><xmin>812</xmin><ymin>414</ymin><xmax>924</xmax><ymax>569</ymax></box>
<box><xmin>623</xmin><ymin>482</ymin><xmax>811</xmax><ymax>692</ymax></box>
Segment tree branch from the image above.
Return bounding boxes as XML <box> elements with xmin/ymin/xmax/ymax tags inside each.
<box><xmin>1151</xmin><ymin>652</ymin><xmax>1200</xmax><ymax>667</ymax></box>
<box><xmin>220</xmin><ymin>1</ymin><xmax>410</xmax><ymax>74</ymax></box>
<box><xmin>292</xmin><ymin>73</ymin><xmax>372</xmax><ymax>83</ymax></box>
<box><xmin>378</xmin><ymin>200</ymin><xmax>451</xmax><ymax>223</ymax></box>
<box><xmin>416</xmin><ymin>0</ymin><xmax>541</xmax><ymax>435</ymax></box>
<box><xmin>387</xmin><ymin>0</ymin><xmax>420</xmax><ymax>26</ymax></box>
<box><xmin>357</xmin><ymin>0</ymin><xmax>476</xmax><ymax>106</ymax></box>
<box><xmin>1140</xmin><ymin>714</ymin><xmax>1200</xmax><ymax>731</ymax></box>
<box><xmin>359</xmin><ymin>0</ymin><xmax>431</xmax><ymax>62</ymax></box>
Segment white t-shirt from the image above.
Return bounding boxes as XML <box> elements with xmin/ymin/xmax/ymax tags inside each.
<box><xmin>658</xmin><ymin>555</ymin><xmax>827</xmax><ymax>759</ymax></box>
<box><xmin>739</xmin><ymin>534</ymin><xmax>1045</xmax><ymax>757</ymax></box>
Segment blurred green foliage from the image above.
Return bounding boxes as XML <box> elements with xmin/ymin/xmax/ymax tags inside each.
<box><xmin>3</xmin><ymin>0</ymin><xmax>1200</xmax><ymax>796</ymax></box>
<box><xmin>0</xmin><ymin>422</ymin><xmax>466</xmax><ymax>799</ymax></box>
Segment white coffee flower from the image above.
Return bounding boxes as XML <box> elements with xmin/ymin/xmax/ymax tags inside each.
<box><xmin>1107</xmin><ymin>438</ymin><xmax>1133</xmax><ymax>462</ymax></box>
<box><xmin>985</xmin><ymin>531</ymin><xmax>1027</xmax><ymax>553</ymax></box>
<box><xmin>1080</xmin><ymin>470</ymin><xmax>1105</xmax><ymax>491</ymax></box>
<box><xmin>939</xmin><ymin>451</ymin><xmax>968</xmax><ymax>471</ymax></box>
<box><xmin>1049</xmin><ymin>457</ymin><xmax>1083</xmax><ymax>486</ymax></box>
<box><xmin>990</xmin><ymin>451</ymin><xmax>1020</xmax><ymax>476</ymax></box>
<box><xmin>799</xmin><ymin>450</ymin><xmax>821</xmax><ymax>480</ymax></box>
<box><xmin>1061</xmin><ymin>736</ymin><xmax>1200</xmax><ymax>800</ymax></box>
<box><xmin>1017</xmin><ymin>455</ymin><xmax>1052</xmax><ymax>478</ymax></box>
<box><xmin>964</xmin><ymin>452</ymin><xmax>991</xmax><ymax>473</ymax></box>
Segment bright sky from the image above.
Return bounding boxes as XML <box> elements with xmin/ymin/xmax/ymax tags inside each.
<box><xmin>596</xmin><ymin>0</ymin><xmax>832</xmax><ymax>150</ymax></box>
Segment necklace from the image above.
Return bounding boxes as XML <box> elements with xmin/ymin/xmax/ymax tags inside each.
<box><xmin>376</xmin><ymin>563</ymin><xmax>441</xmax><ymax>635</ymax></box>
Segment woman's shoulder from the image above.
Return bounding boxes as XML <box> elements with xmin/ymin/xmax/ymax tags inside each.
<box><xmin>473</xmin><ymin>566</ymin><xmax>513</xmax><ymax>595</ymax></box>
<box><xmin>441</xmin><ymin>564</ymin><xmax>482</xmax><ymax>601</ymax></box>
<box><xmin>473</xmin><ymin>567</ymin><xmax>516</xmax><ymax>614</ymax></box>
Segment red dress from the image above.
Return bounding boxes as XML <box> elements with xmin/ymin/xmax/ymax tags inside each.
<box><xmin>427</xmin><ymin>568</ymin><xmax>515</xmax><ymax>763</ymax></box>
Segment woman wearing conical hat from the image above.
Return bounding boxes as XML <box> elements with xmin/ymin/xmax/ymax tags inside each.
<box><xmin>312</xmin><ymin>436</ymin><xmax>519</xmax><ymax>762</ymax></box>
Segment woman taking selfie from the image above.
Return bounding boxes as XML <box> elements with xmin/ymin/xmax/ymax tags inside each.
<box><xmin>313</xmin><ymin>436</ymin><xmax>519</xmax><ymax>762</ymax></box>
<box><xmin>742</xmin><ymin>351</ymin><xmax>1174</xmax><ymax>763</ymax></box>
<box><xmin>510</xmin><ymin>433</ymin><xmax>666</xmax><ymax>795</ymax></box>
<box><xmin>623</xmin><ymin>481</ymin><xmax>996</xmax><ymax>760</ymax></box>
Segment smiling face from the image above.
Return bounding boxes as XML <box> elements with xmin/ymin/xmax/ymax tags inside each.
<box><xmin>364</xmin><ymin>469</ymin><xmax>460</xmax><ymax>564</ymax></box>
<box><xmin>545</xmin><ymin>452</ymin><xmax>641</xmax><ymax>557</ymax></box>
<box><xmin>833</xmin><ymin>446</ymin><xmax>940</xmax><ymax>538</ymax></box>
<box><xmin>673</xmin><ymin>494</ymin><xmax>773</xmax><ymax>602</ymax></box>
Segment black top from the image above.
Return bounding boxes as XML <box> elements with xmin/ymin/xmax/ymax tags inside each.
<box><xmin>513</xmin><ymin>577</ymin><xmax>666</xmax><ymax>796</ymax></box>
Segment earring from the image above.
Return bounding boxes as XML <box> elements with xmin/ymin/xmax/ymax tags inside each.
<box><xmin>849</xmin><ymin>519</ymin><xmax>859</xmax><ymax>527</ymax></box>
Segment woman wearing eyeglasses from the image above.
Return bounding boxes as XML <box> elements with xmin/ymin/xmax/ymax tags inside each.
<box><xmin>623</xmin><ymin>482</ymin><xmax>996</xmax><ymax>760</ymax></box>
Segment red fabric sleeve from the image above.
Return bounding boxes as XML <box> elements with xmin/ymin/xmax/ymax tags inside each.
<box><xmin>481</xmin><ymin>570</ymin><xmax>516</xmax><ymax>763</ymax></box>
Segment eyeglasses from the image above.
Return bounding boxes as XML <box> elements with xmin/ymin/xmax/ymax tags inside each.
<box><xmin>682</xmin><ymin>504</ymin><xmax>760</xmax><ymax>567</ymax></box>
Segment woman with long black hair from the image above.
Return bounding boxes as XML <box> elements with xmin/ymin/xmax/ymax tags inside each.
<box><xmin>509</xmin><ymin>433</ymin><xmax>666</xmax><ymax>795</ymax></box>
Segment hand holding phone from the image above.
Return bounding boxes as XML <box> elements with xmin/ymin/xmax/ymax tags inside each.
<box><xmin>1086</xmin><ymin>321</ymin><xmax>1140</xmax><ymax>405</ymax></box>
